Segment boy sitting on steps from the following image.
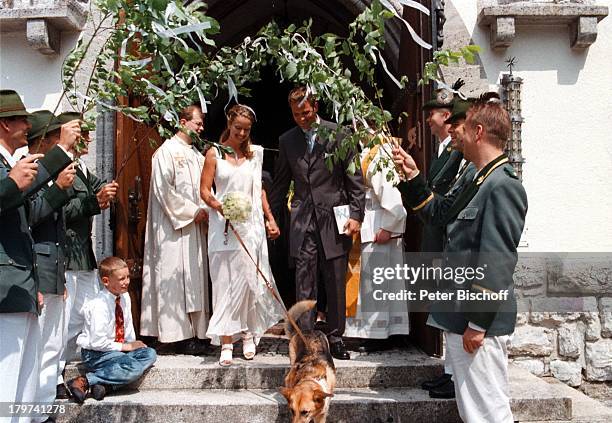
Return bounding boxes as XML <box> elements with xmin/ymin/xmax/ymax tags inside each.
<box><xmin>67</xmin><ymin>257</ymin><xmax>157</xmax><ymax>403</ymax></box>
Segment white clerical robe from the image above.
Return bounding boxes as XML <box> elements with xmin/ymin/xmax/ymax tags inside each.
<box><xmin>140</xmin><ymin>135</ymin><xmax>210</xmax><ymax>343</ymax></box>
<box><xmin>345</xmin><ymin>143</ymin><xmax>410</xmax><ymax>339</ymax></box>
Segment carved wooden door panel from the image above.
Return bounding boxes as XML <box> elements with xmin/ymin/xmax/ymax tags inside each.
<box><xmin>397</xmin><ymin>0</ymin><xmax>443</xmax><ymax>357</ymax></box>
<box><xmin>113</xmin><ymin>100</ymin><xmax>160</xmax><ymax>336</ymax></box>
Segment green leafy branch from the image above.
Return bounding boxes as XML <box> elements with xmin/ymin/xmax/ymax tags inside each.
<box><xmin>419</xmin><ymin>45</ymin><xmax>481</xmax><ymax>86</ymax></box>
<box><xmin>60</xmin><ymin>0</ymin><xmax>480</xmax><ymax>180</ymax></box>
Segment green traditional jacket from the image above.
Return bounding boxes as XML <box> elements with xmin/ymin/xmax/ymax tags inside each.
<box><xmin>0</xmin><ymin>177</ymin><xmax>23</xmax><ymax>213</ymax></box>
<box><xmin>421</xmin><ymin>147</ymin><xmax>463</xmax><ymax>252</ymax></box>
<box><xmin>414</xmin><ymin>162</ymin><xmax>477</xmax><ymax>229</ymax></box>
<box><xmin>0</xmin><ymin>146</ymin><xmax>72</xmax><ymax>314</ymax></box>
<box><xmin>64</xmin><ymin>166</ymin><xmax>104</xmax><ymax>271</ymax></box>
<box><xmin>428</xmin><ymin>147</ymin><xmax>463</xmax><ymax>195</ymax></box>
<box><xmin>30</xmin><ymin>182</ymin><xmax>73</xmax><ymax>296</ymax></box>
<box><xmin>399</xmin><ymin>155</ymin><xmax>528</xmax><ymax>336</ymax></box>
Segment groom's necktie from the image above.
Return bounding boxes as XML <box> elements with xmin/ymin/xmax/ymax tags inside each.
<box><xmin>305</xmin><ymin>129</ymin><xmax>315</xmax><ymax>153</ymax></box>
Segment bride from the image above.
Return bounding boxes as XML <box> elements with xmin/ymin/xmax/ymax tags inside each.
<box><xmin>200</xmin><ymin>104</ymin><xmax>285</xmax><ymax>366</ymax></box>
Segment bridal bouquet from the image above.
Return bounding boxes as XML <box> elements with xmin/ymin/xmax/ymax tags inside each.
<box><xmin>222</xmin><ymin>191</ymin><xmax>252</xmax><ymax>223</ymax></box>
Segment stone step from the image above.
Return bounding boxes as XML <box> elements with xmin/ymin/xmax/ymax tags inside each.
<box><xmin>66</xmin><ymin>346</ymin><xmax>445</xmax><ymax>390</ymax></box>
<box><xmin>57</xmin><ymin>388</ymin><xmax>459</xmax><ymax>423</ymax></box>
<box><xmin>521</xmin><ymin>377</ymin><xmax>612</xmax><ymax>423</ymax></box>
<box><xmin>56</xmin><ymin>367</ymin><xmax>572</xmax><ymax>423</ymax></box>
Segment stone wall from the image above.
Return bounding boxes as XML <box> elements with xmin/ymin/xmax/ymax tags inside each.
<box><xmin>510</xmin><ymin>256</ymin><xmax>612</xmax><ymax>386</ymax></box>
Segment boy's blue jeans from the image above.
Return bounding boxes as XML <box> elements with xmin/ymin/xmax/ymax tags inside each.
<box><xmin>81</xmin><ymin>347</ymin><xmax>157</xmax><ymax>387</ymax></box>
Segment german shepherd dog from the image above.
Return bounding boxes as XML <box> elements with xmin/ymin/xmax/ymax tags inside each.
<box><xmin>280</xmin><ymin>300</ymin><xmax>336</xmax><ymax>423</ymax></box>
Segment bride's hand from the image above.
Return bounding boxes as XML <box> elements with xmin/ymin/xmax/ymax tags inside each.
<box><xmin>265</xmin><ymin>220</ymin><xmax>280</xmax><ymax>240</ymax></box>
<box><xmin>213</xmin><ymin>202</ymin><xmax>224</xmax><ymax>216</ymax></box>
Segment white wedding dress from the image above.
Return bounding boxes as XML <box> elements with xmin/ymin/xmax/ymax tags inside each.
<box><xmin>206</xmin><ymin>144</ymin><xmax>284</xmax><ymax>345</ymax></box>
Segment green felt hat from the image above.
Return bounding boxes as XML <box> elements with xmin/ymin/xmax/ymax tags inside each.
<box><xmin>423</xmin><ymin>89</ymin><xmax>455</xmax><ymax>111</ymax></box>
<box><xmin>445</xmin><ymin>98</ymin><xmax>474</xmax><ymax>124</ymax></box>
<box><xmin>27</xmin><ymin>110</ymin><xmax>60</xmax><ymax>144</ymax></box>
<box><xmin>56</xmin><ymin>111</ymin><xmax>82</xmax><ymax>125</ymax></box>
<box><xmin>422</xmin><ymin>79</ymin><xmax>466</xmax><ymax>111</ymax></box>
<box><xmin>0</xmin><ymin>90</ymin><xmax>30</xmax><ymax>118</ymax></box>
<box><xmin>54</xmin><ymin>111</ymin><xmax>86</xmax><ymax>132</ymax></box>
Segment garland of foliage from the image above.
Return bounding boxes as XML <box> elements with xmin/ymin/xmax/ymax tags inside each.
<box><xmin>62</xmin><ymin>0</ymin><xmax>477</xmax><ymax>172</ymax></box>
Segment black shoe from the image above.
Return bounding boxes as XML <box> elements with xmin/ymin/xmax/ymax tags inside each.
<box><xmin>154</xmin><ymin>341</ymin><xmax>177</xmax><ymax>355</ymax></box>
<box><xmin>357</xmin><ymin>338</ymin><xmax>391</xmax><ymax>353</ymax></box>
<box><xmin>330</xmin><ymin>340</ymin><xmax>350</xmax><ymax>360</ymax></box>
<box><xmin>67</xmin><ymin>376</ymin><xmax>89</xmax><ymax>404</ymax></box>
<box><xmin>428</xmin><ymin>379</ymin><xmax>456</xmax><ymax>399</ymax></box>
<box><xmin>56</xmin><ymin>383</ymin><xmax>70</xmax><ymax>399</ymax></box>
<box><xmin>90</xmin><ymin>384</ymin><xmax>107</xmax><ymax>401</ymax></box>
<box><xmin>421</xmin><ymin>373</ymin><xmax>452</xmax><ymax>391</ymax></box>
<box><xmin>178</xmin><ymin>338</ymin><xmax>208</xmax><ymax>356</ymax></box>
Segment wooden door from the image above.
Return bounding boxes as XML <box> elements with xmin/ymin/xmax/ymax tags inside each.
<box><xmin>397</xmin><ymin>0</ymin><xmax>442</xmax><ymax>357</ymax></box>
<box><xmin>113</xmin><ymin>98</ymin><xmax>160</xmax><ymax>336</ymax></box>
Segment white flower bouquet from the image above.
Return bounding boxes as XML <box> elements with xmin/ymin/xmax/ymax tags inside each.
<box><xmin>222</xmin><ymin>191</ymin><xmax>252</xmax><ymax>223</ymax></box>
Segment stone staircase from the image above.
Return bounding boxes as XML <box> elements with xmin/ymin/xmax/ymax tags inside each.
<box><xmin>58</xmin><ymin>339</ymin><xmax>591</xmax><ymax>423</ymax></box>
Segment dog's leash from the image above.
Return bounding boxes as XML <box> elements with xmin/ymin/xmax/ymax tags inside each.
<box><xmin>227</xmin><ymin>221</ymin><xmax>310</xmax><ymax>349</ymax></box>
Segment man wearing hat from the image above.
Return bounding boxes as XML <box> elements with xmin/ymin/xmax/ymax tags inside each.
<box><xmin>27</xmin><ymin>110</ymin><xmax>80</xmax><ymax>409</ymax></box>
<box><xmin>445</xmin><ymin>99</ymin><xmax>478</xmax><ymax>191</ymax></box>
<box><xmin>58</xmin><ymin>112</ymin><xmax>119</xmax><ymax>397</ymax></box>
<box><xmin>421</xmin><ymin>81</ymin><xmax>465</xmax><ymax>253</ymax></box>
<box><xmin>416</xmin><ymin>83</ymin><xmax>467</xmax><ymax>397</ymax></box>
<box><xmin>393</xmin><ymin>94</ymin><xmax>527</xmax><ymax>422</ymax></box>
<box><xmin>0</xmin><ymin>89</ymin><xmax>81</xmax><ymax>413</ymax></box>
<box><xmin>418</xmin><ymin>98</ymin><xmax>478</xmax><ymax>400</ymax></box>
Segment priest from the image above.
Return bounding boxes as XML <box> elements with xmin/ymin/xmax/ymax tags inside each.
<box><xmin>140</xmin><ymin>104</ymin><xmax>210</xmax><ymax>355</ymax></box>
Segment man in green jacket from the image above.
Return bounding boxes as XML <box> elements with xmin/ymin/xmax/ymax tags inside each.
<box><xmin>58</xmin><ymin>112</ymin><xmax>119</xmax><ymax>396</ymax></box>
<box><xmin>27</xmin><ymin>110</ymin><xmax>80</xmax><ymax>407</ymax></box>
<box><xmin>421</xmin><ymin>82</ymin><xmax>465</xmax><ymax>253</ymax></box>
<box><xmin>418</xmin><ymin>98</ymin><xmax>477</xmax><ymax>400</ymax></box>
<box><xmin>0</xmin><ymin>89</ymin><xmax>81</xmax><ymax>410</ymax></box>
<box><xmin>394</xmin><ymin>95</ymin><xmax>527</xmax><ymax>422</ymax></box>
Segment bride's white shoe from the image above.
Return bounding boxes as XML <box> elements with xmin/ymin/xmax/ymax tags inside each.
<box><xmin>219</xmin><ymin>344</ymin><xmax>233</xmax><ymax>367</ymax></box>
<box><xmin>242</xmin><ymin>333</ymin><xmax>256</xmax><ymax>360</ymax></box>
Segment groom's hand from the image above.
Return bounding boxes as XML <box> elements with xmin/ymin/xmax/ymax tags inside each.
<box><xmin>265</xmin><ymin>220</ymin><xmax>280</xmax><ymax>240</ymax></box>
<box><xmin>194</xmin><ymin>208</ymin><xmax>209</xmax><ymax>224</ymax></box>
<box><xmin>343</xmin><ymin>218</ymin><xmax>361</xmax><ymax>236</ymax></box>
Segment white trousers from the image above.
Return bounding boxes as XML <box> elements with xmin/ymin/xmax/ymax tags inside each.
<box><xmin>35</xmin><ymin>294</ymin><xmax>65</xmax><ymax>411</ymax></box>
<box><xmin>58</xmin><ymin>270</ymin><xmax>101</xmax><ymax>384</ymax></box>
<box><xmin>445</xmin><ymin>331</ymin><xmax>513</xmax><ymax>423</ymax></box>
<box><xmin>0</xmin><ymin>313</ymin><xmax>40</xmax><ymax>423</ymax></box>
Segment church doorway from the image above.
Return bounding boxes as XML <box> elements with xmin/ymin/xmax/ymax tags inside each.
<box><xmin>114</xmin><ymin>0</ymin><xmax>441</xmax><ymax>356</ymax></box>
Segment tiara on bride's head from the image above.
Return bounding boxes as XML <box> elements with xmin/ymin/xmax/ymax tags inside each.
<box><xmin>227</xmin><ymin>104</ymin><xmax>257</xmax><ymax>122</ymax></box>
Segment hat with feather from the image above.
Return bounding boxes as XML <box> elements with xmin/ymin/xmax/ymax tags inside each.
<box><xmin>422</xmin><ymin>79</ymin><xmax>466</xmax><ymax>111</ymax></box>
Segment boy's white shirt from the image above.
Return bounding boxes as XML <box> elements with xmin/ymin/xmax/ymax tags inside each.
<box><xmin>76</xmin><ymin>288</ymin><xmax>136</xmax><ymax>352</ymax></box>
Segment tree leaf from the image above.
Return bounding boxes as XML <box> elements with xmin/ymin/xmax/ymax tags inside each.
<box><xmin>286</xmin><ymin>62</ymin><xmax>298</xmax><ymax>79</ymax></box>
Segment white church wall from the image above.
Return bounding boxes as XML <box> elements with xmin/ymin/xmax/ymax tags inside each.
<box><xmin>449</xmin><ymin>0</ymin><xmax>612</xmax><ymax>253</ymax></box>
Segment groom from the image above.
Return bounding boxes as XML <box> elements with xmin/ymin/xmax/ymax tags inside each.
<box><xmin>270</xmin><ymin>87</ymin><xmax>365</xmax><ymax>360</ymax></box>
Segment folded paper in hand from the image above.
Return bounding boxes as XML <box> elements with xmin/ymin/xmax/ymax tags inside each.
<box><xmin>333</xmin><ymin>205</ymin><xmax>350</xmax><ymax>234</ymax></box>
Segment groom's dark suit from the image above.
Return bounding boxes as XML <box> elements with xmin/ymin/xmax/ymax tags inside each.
<box><xmin>271</xmin><ymin>119</ymin><xmax>365</xmax><ymax>341</ymax></box>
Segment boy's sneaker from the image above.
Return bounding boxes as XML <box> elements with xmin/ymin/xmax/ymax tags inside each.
<box><xmin>90</xmin><ymin>384</ymin><xmax>106</xmax><ymax>401</ymax></box>
<box><xmin>67</xmin><ymin>376</ymin><xmax>89</xmax><ymax>404</ymax></box>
